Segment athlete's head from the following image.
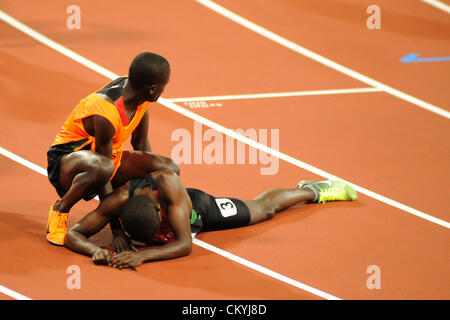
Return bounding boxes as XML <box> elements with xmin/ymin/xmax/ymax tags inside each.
<box><xmin>120</xmin><ymin>194</ymin><xmax>161</xmax><ymax>243</ymax></box>
<box><xmin>128</xmin><ymin>52</ymin><xmax>170</xmax><ymax>102</ymax></box>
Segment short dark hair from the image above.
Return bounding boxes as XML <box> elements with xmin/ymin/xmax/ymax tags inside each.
<box><xmin>128</xmin><ymin>52</ymin><xmax>170</xmax><ymax>89</ymax></box>
<box><xmin>120</xmin><ymin>195</ymin><xmax>160</xmax><ymax>243</ymax></box>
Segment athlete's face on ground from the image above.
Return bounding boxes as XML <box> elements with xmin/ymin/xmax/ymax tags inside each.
<box><xmin>133</xmin><ymin>186</ymin><xmax>162</xmax><ymax>222</ymax></box>
<box><xmin>151</xmin><ymin>197</ymin><xmax>162</xmax><ymax>223</ymax></box>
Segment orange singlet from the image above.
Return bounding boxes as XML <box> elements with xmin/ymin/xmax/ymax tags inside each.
<box><xmin>51</xmin><ymin>77</ymin><xmax>148</xmax><ymax>178</ymax></box>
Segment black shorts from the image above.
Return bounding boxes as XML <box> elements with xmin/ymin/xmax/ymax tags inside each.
<box><xmin>186</xmin><ymin>188</ymin><xmax>251</xmax><ymax>233</ymax></box>
<box><xmin>47</xmin><ymin>139</ymin><xmax>94</xmax><ymax>200</ymax></box>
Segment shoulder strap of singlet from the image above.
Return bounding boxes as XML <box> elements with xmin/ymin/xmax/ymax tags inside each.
<box><xmin>96</xmin><ymin>77</ymin><xmax>132</xmax><ymax>125</ymax></box>
<box><xmin>96</xmin><ymin>77</ymin><xmax>127</xmax><ymax>102</ymax></box>
<box><xmin>128</xmin><ymin>174</ymin><xmax>158</xmax><ymax>198</ymax></box>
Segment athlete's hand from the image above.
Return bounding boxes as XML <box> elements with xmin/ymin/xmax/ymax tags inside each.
<box><xmin>111</xmin><ymin>251</ymin><xmax>143</xmax><ymax>270</ymax></box>
<box><xmin>112</xmin><ymin>235</ymin><xmax>132</xmax><ymax>254</ymax></box>
<box><xmin>92</xmin><ymin>249</ymin><xmax>113</xmax><ymax>265</ymax></box>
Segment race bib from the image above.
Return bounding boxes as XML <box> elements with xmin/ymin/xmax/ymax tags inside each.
<box><xmin>214</xmin><ymin>198</ymin><xmax>237</xmax><ymax>218</ymax></box>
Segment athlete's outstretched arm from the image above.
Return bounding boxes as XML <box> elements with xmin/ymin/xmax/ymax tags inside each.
<box><xmin>64</xmin><ymin>186</ymin><xmax>128</xmax><ymax>264</ymax></box>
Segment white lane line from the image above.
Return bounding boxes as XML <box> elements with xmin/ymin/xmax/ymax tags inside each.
<box><xmin>194</xmin><ymin>0</ymin><xmax>450</xmax><ymax>119</ymax></box>
<box><xmin>0</xmin><ymin>11</ymin><xmax>447</xmax><ymax>301</ymax></box>
<box><xmin>0</xmin><ymin>10</ymin><xmax>117</xmax><ymax>80</ymax></box>
<box><xmin>0</xmin><ymin>148</ymin><xmax>341</xmax><ymax>300</ymax></box>
<box><xmin>193</xmin><ymin>239</ymin><xmax>341</xmax><ymax>300</ymax></box>
<box><xmin>421</xmin><ymin>0</ymin><xmax>450</xmax><ymax>13</ymax></box>
<box><xmin>167</xmin><ymin>87</ymin><xmax>383</xmax><ymax>102</ymax></box>
<box><xmin>158</xmin><ymin>97</ymin><xmax>450</xmax><ymax>229</ymax></box>
<box><xmin>0</xmin><ymin>10</ymin><xmax>448</xmax><ymax>228</ymax></box>
<box><xmin>0</xmin><ymin>147</ymin><xmax>39</xmax><ymax>300</ymax></box>
<box><xmin>0</xmin><ymin>285</ymin><xmax>32</xmax><ymax>300</ymax></box>
<box><xmin>0</xmin><ymin>147</ymin><xmax>47</xmax><ymax>176</ymax></box>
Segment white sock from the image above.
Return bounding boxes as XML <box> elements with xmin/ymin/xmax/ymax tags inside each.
<box><xmin>302</xmin><ymin>185</ymin><xmax>319</xmax><ymax>202</ymax></box>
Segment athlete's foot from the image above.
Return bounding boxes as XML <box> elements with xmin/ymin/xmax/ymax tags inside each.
<box><xmin>297</xmin><ymin>180</ymin><xmax>357</xmax><ymax>204</ymax></box>
<box><xmin>46</xmin><ymin>199</ymin><xmax>68</xmax><ymax>246</ymax></box>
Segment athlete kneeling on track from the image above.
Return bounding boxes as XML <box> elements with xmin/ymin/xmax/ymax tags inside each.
<box><xmin>64</xmin><ymin>169</ymin><xmax>357</xmax><ymax>269</ymax></box>
<box><xmin>46</xmin><ymin>52</ymin><xmax>178</xmax><ymax>248</ymax></box>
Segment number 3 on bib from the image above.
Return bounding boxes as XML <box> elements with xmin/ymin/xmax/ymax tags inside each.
<box><xmin>214</xmin><ymin>198</ymin><xmax>237</xmax><ymax>218</ymax></box>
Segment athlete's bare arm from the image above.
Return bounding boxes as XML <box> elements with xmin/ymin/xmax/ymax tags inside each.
<box><xmin>64</xmin><ymin>185</ymin><xmax>129</xmax><ymax>265</ymax></box>
<box><xmin>82</xmin><ymin>112</ymin><xmax>132</xmax><ymax>253</ymax></box>
<box><xmin>111</xmin><ymin>170</ymin><xmax>192</xmax><ymax>269</ymax></box>
<box><xmin>131</xmin><ymin>110</ymin><xmax>151</xmax><ymax>152</ymax></box>
<box><xmin>81</xmin><ymin>115</ymin><xmax>115</xmax><ymax>198</ymax></box>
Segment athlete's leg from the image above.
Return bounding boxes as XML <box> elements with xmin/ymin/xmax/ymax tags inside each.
<box><xmin>242</xmin><ymin>187</ymin><xmax>316</xmax><ymax>225</ymax></box>
<box><xmin>111</xmin><ymin>151</ymin><xmax>179</xmax><ymax>188</ymax></box>
<box><xmin>55</xmin><ymin>151</ymin><xmax>115</xmax><ymax>213</ymax></box>
<box><xmin>47</xmin><ymin>150</ymin><xmax>115</xmax><ymax>245</ymax></box>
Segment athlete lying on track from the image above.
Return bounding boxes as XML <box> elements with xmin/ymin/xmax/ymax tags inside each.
<box><xmin>64</xmin><ymin>170</ymin><xmax>357</xmax><ymax>269</ymax></box>
<box><xmin>46</xmin><ymin>52</ymin><xmax>179</xmax><ymax>247</ymax></box>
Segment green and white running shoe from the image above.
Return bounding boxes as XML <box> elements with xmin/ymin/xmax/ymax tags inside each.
<box><xmin>297</xmin><ymin>180</ymin><xmax>357</xmax><ymax>203</ymax></box>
